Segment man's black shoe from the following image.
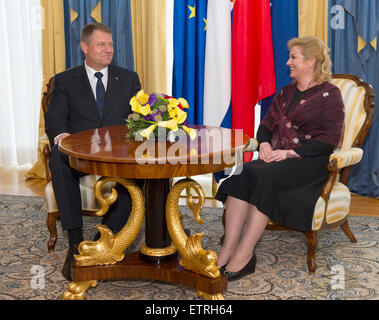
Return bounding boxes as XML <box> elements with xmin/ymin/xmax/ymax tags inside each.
<box><xmin>61</xmin><ymin>245</ymin><xmax>79</xmax><ymax>281</ymax></box>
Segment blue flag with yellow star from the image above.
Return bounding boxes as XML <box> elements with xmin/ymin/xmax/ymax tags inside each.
<box><xmin>64</xmin><ymin>0</ymin><xmax>100</xmax><ymax>68</ymax></box>
<box><xmin>329</xmin><ymin>0</ymin><xmax>379</xmax><ymax>197</ymax></box>
<box><xmin>172</xmin><ymin>0</ymin><xmax>208</xmax><ymax>125</ymax></box>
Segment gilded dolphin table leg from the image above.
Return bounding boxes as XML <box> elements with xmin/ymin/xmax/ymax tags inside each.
<box><xmin>165</xmin><ymin>178</ymin><xmax>224</xmax><ymax>299</ymax></box>
<box><xmin>62</xmin><ymin>178</ymin><xmax>145</xmax><ymax>300</ymax></box>
<box><xmin>75</xmin><ymin>177</ymin><xmax>145</xmax><ymax>266</ymax></box>
<box><xmin>197</xmin><ymin>290</ymin><xmax>224</xmax><ymax>300</ymax></box>
<box><xmin>61</xmin><ymin>280</ymin><xmax>98</xmax><ymax>300</ymax></box>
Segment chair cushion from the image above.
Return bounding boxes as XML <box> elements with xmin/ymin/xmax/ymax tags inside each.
<box><xmin>311</xmin><ymin>197</ymin><xmax>327</xmax><ymax>230</ymax></box>
<box><xmin>330</xmin><ymin>148</ymin><xmax>363</xmax><ymax>169</ymax></box>
<box><xmin>244</xmin><ymin>138</ymin><xmax>259</xmax><ymax>152</ymax></box>
<box><xmin>267</xmin><ymin>182</ymin><xmax>350</xmax><ymax>231</ymax></box>
<box><xmin>44</xmin><ymin>175</ymin><xmax>116</xmax><ymax>213</ymax></box>
<box><xmin>324</xmin><ymin>182</ymin><xmax>351</xmax><ymax>224</ymax></box>
<box><xmin>330</xmin><ymin>78</ymin><xmax>367</xmax><ymax>151</ymax></box>
<box><xmin>311</xmin><ymin>182</ymin><xmax>351</xmax><ymax>230</ymax></box>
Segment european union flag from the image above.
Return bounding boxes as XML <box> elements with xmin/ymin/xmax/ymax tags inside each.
<box><xmin>172</xmin><ymin>0</ymin><xmax>208</xmax><ymax>125</ymax></box>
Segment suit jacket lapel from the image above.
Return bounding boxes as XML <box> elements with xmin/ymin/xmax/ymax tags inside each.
<box><xmin>74</xmin><ymin>65</ymin><xmax>102</xmax><ymax>119</ymax></box>
<box><xmin>103</xmin><ymin>65</ymin><xmax>122</xmax><ymax>118</ymax></box>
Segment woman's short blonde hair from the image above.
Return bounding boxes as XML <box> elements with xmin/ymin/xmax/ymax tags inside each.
<box><xmin>288</xmin><ymin>36</ymin><xmax>332</xmax><ymax>83</ymax></box>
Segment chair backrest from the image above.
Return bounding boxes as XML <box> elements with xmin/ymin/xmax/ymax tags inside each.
<box><xmin>42</xmin><ymin>76</ymin><xmax>55</xmax><ymax>115</ymax></box>
<box><xmin>330</xmin><ymin>74</ymin><xmax>375</xmax><ymax>151</ymax></box>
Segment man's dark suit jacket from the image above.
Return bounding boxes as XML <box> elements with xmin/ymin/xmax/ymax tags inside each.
<box><xmin>45</xmin><ymin>64</ymin><xmax>141</xmax><ymax>147</ymax></box>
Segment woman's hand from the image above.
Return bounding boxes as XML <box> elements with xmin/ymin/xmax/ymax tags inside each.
<box><xmin>259</xmin><ymin>142</ymin><xmax>273</xmax><ymax>162</ymax></box>
<box><xmin>265</xmin><ymin>149</ymin><xmax>300</xmax><ymax>162</ymax></box>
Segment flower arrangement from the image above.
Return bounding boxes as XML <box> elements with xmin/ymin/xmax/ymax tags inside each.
<box><xmin>126</xmin><ymin>90</ymin><xmax>197</xmax><ymax>141</ymax></box>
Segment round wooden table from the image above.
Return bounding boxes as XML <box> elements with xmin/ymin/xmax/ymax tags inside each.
<box><xmin>58</xmin><ymin>125</ymin><xmax>249</xmax><ymax>300</ymax></box>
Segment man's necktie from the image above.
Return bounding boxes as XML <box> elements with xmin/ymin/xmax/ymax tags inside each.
<box><xmin>95</xmin><ymin>72</ymin><xmax>105</xmax><ymax>118</ymax></box>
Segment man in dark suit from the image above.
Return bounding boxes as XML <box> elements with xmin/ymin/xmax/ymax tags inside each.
<box><xmin>45</xmin><ymin>22</ymin><xmax>141</xmax><ymax>281</ymax></box>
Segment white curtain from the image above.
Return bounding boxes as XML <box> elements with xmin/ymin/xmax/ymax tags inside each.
<box><xmin>0</xmin><ymin>0</ymin><xmax>43</xmax><ymax>169</ymax></box>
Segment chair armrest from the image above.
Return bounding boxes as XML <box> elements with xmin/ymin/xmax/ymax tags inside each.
<box><xmin>39</xmin><ymin>134</ymin><xmax>50</xmax><ymax>152</ymax></box>
<box><xmin>243</xmin><ymin>138</ymin><xmax>258</xmax><ymax>152</ymax></box>
<box><xmin>40</xmin><ymin>134</ymin><xmax>52</xmax><ymax>182</ymax></box>
<box><xmin>329</xmin><ymin>148</ymin><xmax>363</xmax><ymax>169</ymax></box>
<box><xmin>320</xmin><ymin>158</ymin><xmax>338</xmax><ymax>201</ymax></box>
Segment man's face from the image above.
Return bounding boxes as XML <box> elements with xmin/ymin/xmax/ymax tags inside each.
<box><xmin>81</xmin><ymin>30</ymin><xmax>114</xmax><ymax>70</ymax></box>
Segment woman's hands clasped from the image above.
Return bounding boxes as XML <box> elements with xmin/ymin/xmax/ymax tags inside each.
<box><xmin>259</xmin><ymin>142</ymin><xmax>300</xmax><ymax>163</ymax></box>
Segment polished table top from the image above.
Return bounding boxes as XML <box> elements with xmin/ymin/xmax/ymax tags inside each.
<box><xmin>59</xmin><ymin>125</ymin><xmax>249</xmax><ymax>179</ymax></box>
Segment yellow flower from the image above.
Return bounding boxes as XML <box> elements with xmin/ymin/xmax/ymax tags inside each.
<box><xmin>128</xmin><ymin>90</ymin><xmax>194</xmax><ymax>141</ymax></box>
<box><xmin>178</xmin><ymin>98</ymin><xmax>189</xmax><ymax>109</ymax></box>
<box><xmin>182</xmin><ymin>125</ymin><xmax>197</xmax><ymax>140</ymax></box>
<box><xmin>157</xmin><ymin>118</ymin><xmax>179</xmax><ymax>132</ymax></box>
<box><xmin>174</xmin><ymin>107</ymin><xmax>187</xmax><ymax>124</ymax></box>
<box><xmin>167</xmin><ymin>106</ymin><xmax>187</xmax><ymax>124</ymax></box>
<box><xmin>130</xmin><ymin>96</ymin><xmax>140</xmax><ymax>112</ymax></box>
<box><xmin>168</xmin><ymin>98</ymin><xmax>179</xmax><ymax>111</ymax></box>
<box><xmin>138</xmin><ymin>104</ymin><xmax>152</xmax><ymax>116</ymax></box>
<box><xmin>136</xmin><ymin>90</ymin><xmax>149</xmax><ymax>105</ymax></box>
<box><xmin>130</xmin><ymin>95</ymin><xmax>152</xmax><ymax>116</ymax></box>
<box><xmin>139</xmin><ymin>124</ymin><xmax>157</xmax><ymax>139</ymax></box>
<box><xmin>168</xmin><ymin>106</ymin><xmax>177</xmax><ymax>119</ymax></box>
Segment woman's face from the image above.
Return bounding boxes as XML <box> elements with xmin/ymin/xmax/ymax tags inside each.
<box><xmin>286</xmin><ymin>46</ymin><xmax>315</xmax><ymax>81</ymax></box>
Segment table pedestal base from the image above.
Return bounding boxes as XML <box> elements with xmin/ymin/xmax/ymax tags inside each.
<box><xmin>63</xmin><ymin>252</ymin><xmax>226</xmax><ymax>300</ymax></box>
<box><xmin>62</xmin><ymin>178</ymin><xmax>225</xmax><ymax>300</ymax></box>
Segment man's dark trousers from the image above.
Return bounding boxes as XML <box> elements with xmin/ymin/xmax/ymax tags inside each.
<box><xmin>49</xmin><ymin>144</ymin><xmax>132</xmax><ymax>233</ymax></box>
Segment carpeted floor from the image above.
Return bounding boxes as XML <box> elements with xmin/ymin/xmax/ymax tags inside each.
<box><xmin>0</xmin><ymin>194</ymin><xmax>378</xmax><ymax>300</ymax></box>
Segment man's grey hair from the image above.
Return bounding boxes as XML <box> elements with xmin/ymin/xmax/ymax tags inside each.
<box><xmin>80</xmin><ymin>22</ymin><xmax>112</xmax><ymax>43</ymax></box>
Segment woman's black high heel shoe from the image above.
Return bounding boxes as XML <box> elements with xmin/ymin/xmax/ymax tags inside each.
<box><xmin>223</xmin><ymin>253</ymin><xmax>257</xmax><ymax>281</ymax></box>
<box><xmin>219</xmin><ymin>264</ymin><xmax>227</xmax><ymax>273</ymax></box>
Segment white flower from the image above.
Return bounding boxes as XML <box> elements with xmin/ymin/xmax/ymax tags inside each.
<box><xmin>293</xmin><ymin>137</ymin><xmax>299</xmax><ymax>144</ymax></box>
<box><xmin>323</xmin><ymin>92</ymin><xmax>329</xmax><ymax>97</ymax></box>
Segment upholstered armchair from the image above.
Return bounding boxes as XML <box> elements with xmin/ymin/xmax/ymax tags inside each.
<box><xmin>221</xmin><ymin>74</ymin><xmax>375</xmax><ymax>274</ymax></box>
<box><xmin>40</xmin><ymin>76</ymin><xmax>115</xmax><ymax>252</ymax></box>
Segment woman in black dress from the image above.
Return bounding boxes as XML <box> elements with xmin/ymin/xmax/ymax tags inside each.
<box><xmin>215</xmin><ymin>36</ymin><xmax>345</xmax><ymax>281</ymax></box>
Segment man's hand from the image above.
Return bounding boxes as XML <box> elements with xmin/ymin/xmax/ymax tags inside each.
<box><xmin>54</xmin><ymin>133</ymin><xmax>71</xmax><ymax>145</ymax></box>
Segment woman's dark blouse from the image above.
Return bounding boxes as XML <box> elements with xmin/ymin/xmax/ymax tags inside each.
<box><xmin>216</xmin><ymin>82</ymin><xmax>344</xmax><ymax>232</ymax></box>
<box><xmin>257</xmin><ymin>88</ymin><xmax>334</xmax><ymax>158</ymax></box>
